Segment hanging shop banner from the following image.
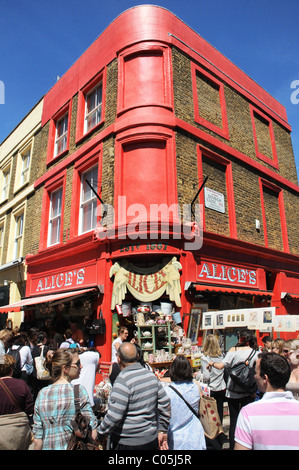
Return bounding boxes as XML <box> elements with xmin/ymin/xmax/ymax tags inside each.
<box><xmin>109</xmin><ymin>257</ymin><xmax>182</xmax><ymax>309</ymax></box>
<box><xmin>201</xmin><ymin>307</ymin><xmax>275</xmax><ymax>330</ymax></box>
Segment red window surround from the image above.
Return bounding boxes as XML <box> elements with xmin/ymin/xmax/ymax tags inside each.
<box><xmin>46</xmin><ymin>100</ymin><xmax>72</xmax><ymax>165</ymax></box>
<box><xmin>197</xmin><ymin>146</ymin><xmax>237</xmax><ymax>238</ymax></box>
<box><xmin>70</xmin><ymin>145</ymin><xmax>102</xmax><ymax>239</ymax></box>
<box><xmin>75</xmin><ymin>69</ymin><xmax>106</xmax><ymax>144</ymax></box>
<box><xmin>250</xmin><ymin>105</ymin><xmax>279</xmax><ymax>169</ymax></box>
<box><xmin>259</xmin><ymin>178</ymin><xmax>289</xmax><ymax>252</ymax></box>
<box><xmin>39</xmin><ymin>170</ymin><xmax>67</xmax><ymax>251</ymax></box>
<box><xmin>191</xmin><ymin>63</ymin><xmax>229</xmax><ymax>140</ymax></box>
<box><xmin>117</xmin><ymin>42</ymin><xmax>173</xmax><ymax>115</ymax></box>
<box><xmin>114</xmin><ymin>129</ymin><xmax>178</xmax><ymax>229</ymax></box>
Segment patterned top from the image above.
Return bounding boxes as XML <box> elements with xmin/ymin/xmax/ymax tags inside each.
<box><xmin>164</xmin><ymin>381</ymin><xmax>206</xmax><ymax>450</ymax></box>
<box><xmin>33</xmin><ymin>383</ymin><xmax>97</xmax><ymax>450</ymax></box>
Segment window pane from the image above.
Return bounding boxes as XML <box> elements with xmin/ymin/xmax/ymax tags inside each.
<box><xmin>16</xmin><ymin>214</ymin><xmax>23</xmax><ymax>237</ymax></box>
<box><xmin>50</xmin><ymin>189</ymin><xmax>62</xmax><ymax>218</ymax></box>
<box><xmin>2</xmin><ymin>169</ymin><xmax>10</xmax><ymax>200</ymax></box>
<box><xmin>21</xmin><ymin>151</ymin><xmax>30</xmax><ymax>185</ymax></box>
<box><xmin>48</xmin><ymin>188</ymin><xmax>62</xmax><ymax>245</ymax></box>
<box><xmin>81</xmin><ymin>199</ymin><xmax>97</xmax><ymax>233</ymax></box>
<box><xmin>49</xmin><ymin>217</ymin><xmax>61</xmax><ymax>246</ymax></box>
<box><xmin>55</xmin><ymin>113</ymin><xmax>68</xmax><ymax>156</ymax></box>
<box><xmin>85</xmin><ymin>83</ymin><xmax>102</xmax><ymax>132</ymax></box>
<box><xmin>79</xmin><ymin>165</ymin><xmax>98</xmax><ymax>234</ymax></box>
<box><xmin>14</xmin><ymin>213</ymin><xmax>24</xmax><ymax>258</ymax></box>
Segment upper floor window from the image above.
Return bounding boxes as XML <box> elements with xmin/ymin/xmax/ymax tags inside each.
<box><xmin>48</xmin><ymin>187</ymin><xmax>63</xmax><ymax>246</ymax></box>
<box><xmin>55</xmin><ymin>113</ymin><xmax>68</xmax><ymax>157</ymax></box>
<box><xmin>2</xmin><ymin>167</ymin><xmax>10</xmax><ymax>201</ymax></box>
<box><xmin>13</xmin><ymin>212</ymin><xmax>24</xmax><ymax>259</ymax></box>
<box><xmin>20</xmin><ymin>148</ymin><xmax>30</xmax><ymax>186</ymax></box>
<box><xmin>79</xmin><ymin>165</ymin><xmax>98</xmax><ymax>234</ymax></box>
<box><xmin>46</xmin><ymin>101</ymin><xmax>72</xmax><ymax>165</ymax></box>
<box><xmin>75</xmin><ymin>70</ymin><xmax>106</xmax><ymax>143</ymax></box>
<box><xmin>0</xmin><ymin>221</ymin><xmax>4</xmax><ymax>261</ymax></box>
<box><xmin>84</xmin><ymin>83</ymin><xmax>102</xmax><ymax>133</ymax></box>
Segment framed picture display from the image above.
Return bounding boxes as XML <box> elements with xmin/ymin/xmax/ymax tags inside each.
<box><xmin>275</xmin><ymin>315</ymin><xmax>296</xmax><ymax>332</ymax></box>
<box><xmin>187</xmin><ymin>304</ymin><xmax>208</xmax><ymax>343</ymax></box>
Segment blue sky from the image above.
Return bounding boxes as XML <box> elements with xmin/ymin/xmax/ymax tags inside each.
<box><xmin>0</xmin><ymin>0</ymin><xmax>298</xmax><ymax>175</ymax></box>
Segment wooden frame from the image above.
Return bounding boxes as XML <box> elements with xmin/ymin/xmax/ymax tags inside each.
<box><xmin>187</xmin><ymin>304</ymin><xmax>208</xmax><ymax>344</ymax></box>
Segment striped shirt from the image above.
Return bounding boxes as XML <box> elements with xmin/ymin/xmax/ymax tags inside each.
<box><xmin>235</xmin><ymin>391</ymin><xmax>299</xmax><ymax>450</ymax></box>
<box><xmin>99</xmin><ymin>362</ymin><xmax>171</xmax><ymax>446</ymax></box>
<box><xmin>33</xmin><ymin>383</ymin><xmax>97</xmax><ymax>450</ymax></box>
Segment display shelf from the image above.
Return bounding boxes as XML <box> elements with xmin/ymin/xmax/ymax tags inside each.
<box><xmin>137</xmin><ymin>322</ymin><xmax>173</xmax><ymax>356</ymax></box>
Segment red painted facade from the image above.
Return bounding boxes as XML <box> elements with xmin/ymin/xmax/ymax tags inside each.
<box><xmin>17</xmin><ymin>5</ymin><xmax>299</xmax><ymax>363</ymax></box>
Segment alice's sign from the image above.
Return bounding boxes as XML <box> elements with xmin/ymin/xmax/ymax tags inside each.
<box><xmin>110</xmin><ymin>257</ymin><xmax>182</xmax><ymax>309</ymax></box>
<box><xmin>197</xmin><ymin>261</ymin><xmax>257</xmax><ymax>287</ymax></box>
<box><xmin>32</xmin><ymin>264</ymin><xmax>97</xmax><ymax>293</ymax></box>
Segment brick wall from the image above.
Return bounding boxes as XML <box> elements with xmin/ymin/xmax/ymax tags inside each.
<box><xmin>24</xmin><ymin>58</ymin><xmax>118</xmax><ymax>257</ymax></box>
<box><xmin>172</xmin><ymin>46</ymin><xmax>299</xmax><ymax>255</ymax></box>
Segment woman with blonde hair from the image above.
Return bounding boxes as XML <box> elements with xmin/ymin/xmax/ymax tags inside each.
<box><xmin>271</xmin><ymin>338</ymin><xmax>284</xmax><ymax>355</ymax></box>
<box><xmin>201</xmin><ymin>335</ymin><xmax>226</xmax><ymax>424</ymax></box>
<box><xmin>33</xmin><ymin>348</ymin><xmax>97</xmax><ymax>450</ymax></box>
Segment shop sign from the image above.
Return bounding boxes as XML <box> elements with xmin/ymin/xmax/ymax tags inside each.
<box><xmin>197</xmin><ymin>261</ymin><xmax>257</xmax><ymax>287</ymax></box>
<box><xmin>32</xmin><ymin>264</ymin><xmax>97</xmax><ymax>294</ymax></box>
<box><xmin>110</xmin><ymin>257</ymin><xmax>182</xmax><ymax>308</ymax></box>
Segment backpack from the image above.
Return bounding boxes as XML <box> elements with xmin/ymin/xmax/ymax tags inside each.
<box><xmin>7</xmin><ymin>345</ymin><xmax>23</xmax><ymax>378</ymax></box>
<box><xmin>228</xmin><ymin>349</ymin><xmax>257</xmax><ymax>396</ymax></box>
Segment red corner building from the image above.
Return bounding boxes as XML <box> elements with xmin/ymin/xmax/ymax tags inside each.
<box><xmin>1</xmin><ymin>6</ymin><xmax>299</xmax><ymax>366</ymax></box>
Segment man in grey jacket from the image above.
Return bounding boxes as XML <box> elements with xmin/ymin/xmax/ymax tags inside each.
<box><xmin>98</xmin><ymin>342</ymin><xmax>171</xmax><ymax>450</ymax></box>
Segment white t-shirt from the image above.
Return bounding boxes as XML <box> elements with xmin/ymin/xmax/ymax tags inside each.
<box><xmin>72</xmin><ymin>351</ymin><xmax>100</xmax><ymax>406</ymax></box>
<box><xmin>111</xmin><ymin>337</ymin><xmax>122</xmax><ymax>363</ymax></box>
<box><xmin>11</xmin><ymin>344</ymin><xmax>33</xmax><ymax>372</ymax></box>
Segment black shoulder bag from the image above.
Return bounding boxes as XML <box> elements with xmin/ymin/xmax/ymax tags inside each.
<box><xmin>228</xmin><ymin>349</ymin><xmax>258</xmax><ymax>396</ymax></box>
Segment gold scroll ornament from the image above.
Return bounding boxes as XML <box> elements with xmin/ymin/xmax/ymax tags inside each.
<box><xmin>109</xmin><ymin>257</ymin><xmax>182</xmax><ymax>309</ymax></box>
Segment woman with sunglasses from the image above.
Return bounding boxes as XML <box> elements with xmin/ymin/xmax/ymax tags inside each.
<box><xmin>33</xmin><ymin>348</ymin><xmax>97</xmax><ymax>450</ymax></box>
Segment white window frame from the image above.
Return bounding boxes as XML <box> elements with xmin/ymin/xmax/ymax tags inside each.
<box><xmin>20</xmin><ymin>148</ymin><xmax>31</xmax><ymax>186</ymax></box>
<box><xmin>2</xmin><ymin>167</ymin><xmax>10</xmax><ymax>201</ymax></box>
<box><xmin>13</xmin><ymin>212</ymin><xmax>24</xmax><ymax>259</ymax></box>
<box><xmin>48</xmin><ymin>187</ymin><xmax>63</xmax><ymax>246</ymax></box>
<box><xmin>0</xmin><ymin>221</ymin><xmax>4</xmax><ymax>262</ymax></box>
<box><xmin>79</xmin><ymin>165</ymin><xmax>98</xmax><ymax>235</ymax></box>
<box><xmin>84</xmin><ymin>82</ymin><xmax>102</xmax><ymax>133</ymax></box>
<box><xmin>54</xmin><ymin>113</ymin><xmax>68</xmax><ymax>156</ymax></box>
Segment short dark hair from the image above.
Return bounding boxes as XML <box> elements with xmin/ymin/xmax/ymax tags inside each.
<box><xmin>169</xmin><ymin>355</ymin><xmax>193</xmax><ymax>382</ymax></box>
<box><xmin>259</xmin><ymin>352</ymin><xmax>290</xmax><ymax>389</ymax></box>
<box><xmin>262</xmin><ymin>336</ymin><xmax>272</xmax><ymax>344</ymax></box>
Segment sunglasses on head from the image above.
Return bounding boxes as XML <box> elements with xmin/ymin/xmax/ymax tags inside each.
<box><xmin>70</xmin><ymin>360</ymin><xmax>81</xmax><ymax>368</ymax></box>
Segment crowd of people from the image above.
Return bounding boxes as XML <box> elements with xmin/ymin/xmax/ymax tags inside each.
<box><xmin>0</xmin><ymin>320</ymin><xmax>101</xmax><ymax>450</ymax></box>
<box><xmin>1</xmin><ymin>322</ymin><xmax>299</xmax><ymax>451</ymax></box>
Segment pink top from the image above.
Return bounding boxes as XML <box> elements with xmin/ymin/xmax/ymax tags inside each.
<box><xmin>235</xmin><ymin>391</ymin><xmax>299</xmax><ymax>450</ymax></box>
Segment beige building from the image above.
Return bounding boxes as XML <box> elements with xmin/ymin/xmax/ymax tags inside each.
<box><xmin>0</xmin><ymin>98</ymin><xmax>43</xmax><ymax>328</ymax></box>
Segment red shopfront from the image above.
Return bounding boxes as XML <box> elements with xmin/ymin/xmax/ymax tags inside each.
<box><xmin>1</xmin><ymin>231</ymin><xmax>298</xmax><ymax>361</ymax></box>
